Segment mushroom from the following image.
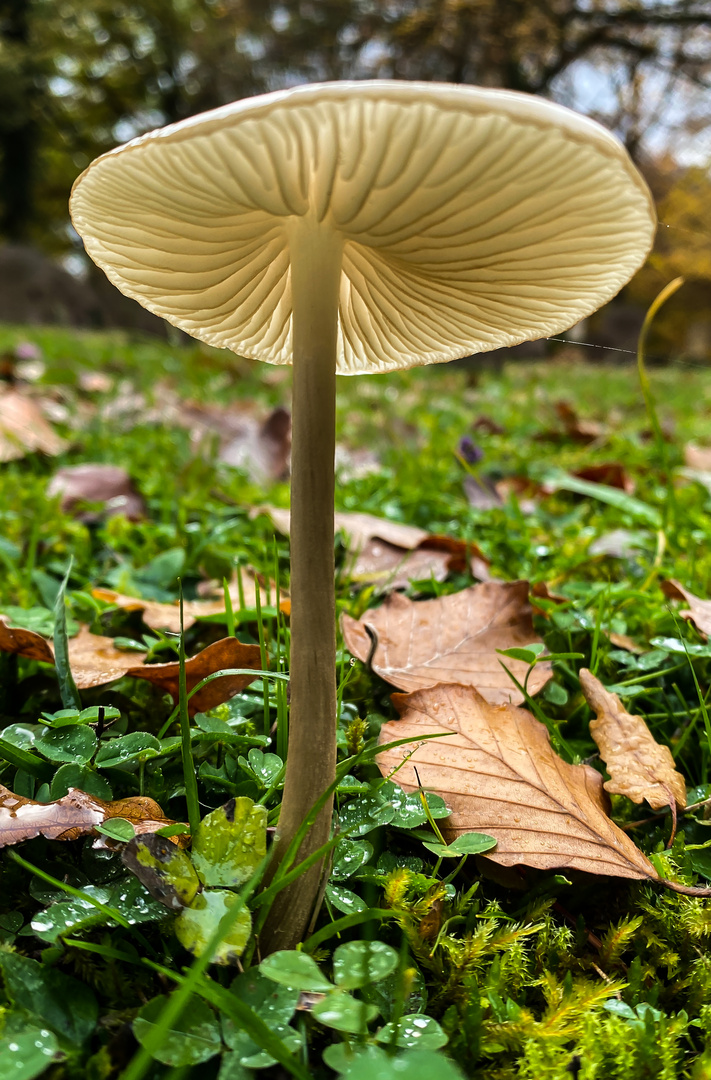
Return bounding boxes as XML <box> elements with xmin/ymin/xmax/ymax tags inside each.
<box><xmin>69</xmin><ymin>80</ymin><xmax>656</xmax><ymax>950</ymax></box>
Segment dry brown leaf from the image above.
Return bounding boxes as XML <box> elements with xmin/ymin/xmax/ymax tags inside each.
<box><xmin>462</xmin><ymin>474</ymin><xmax>503</xmax><ymax>511</ymax></box>
<box><xmin>0</xmin><ymin>389</ymin><xmax>68</xmax><ymax>462</ymax></box>
<box><xmin>377</xmin><ymin>683</ymin><xmax>658</xmax><ymax>881</ymax></box>
<box><xmin>342</xmin><ymin>581</ymin><xmax>551</xmax><ymax>705</ymax></box>
<box><xmin>47</xmin><ymin>464</ymin><xmax>145</xmax><ymax>521</ymax></box>
<box><xmin>127</xmin><ymin>637</ymin><xmax>262</xmax><ymax>715</ymax></box>
<box><xmin>684</xmin><ymin>444</ymin><xmax>711</xmax><ymax>471</ymax></box>
<box><xmin>94</xmin><ymin>569</ymin><xmax>288</xmax><ymax>637</ymax></box>
<box><xmin>661</xmin><ymin>579</ymin><xmax>711</xmax><ymax>639</ymax></box>
<box><xmin>0</xmin><ymin>619</ymin><xmax>260</xmax><ymax>709</ymax></box>
<box><xmin>0</xmin><ymin>616</ymin><xmax>54</xmax><ymax>663</ymax></box>
<box><xmin>0</xmin><ymin>784</ymin><xmax>175</xmax><ymax>848</ymax></box>
<box><xmin>608</xmin><ymin>633</ymin><xmax>646</xmax><ymax>654</ymax></box>
<box><xmin>554</xmin><ymin>401</ymin><xmax>604</xmax><ymax>443</ymax></box>
<box><xmin>176</xmin><ymin>401</ymin><xmax>291</xmax><ymax>483</ymax></box>
<box><xmin>261</xmin><ymin>506</ymin><xmax>489</xmax><ymax>589</ymax></box>
<box><xmin>572</xmin><ymin>463</ymin><xmax>635</xmax><ymax>493</ymax></box>
<box><xmin>580</xmin><ymin>669</ymin><xmax>687</xmax><ymax>811</ymax></box>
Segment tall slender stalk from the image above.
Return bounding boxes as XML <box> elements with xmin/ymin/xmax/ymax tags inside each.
<box><xmin>260</xmin><ymin>219</ymin><xmax>343</xmax><ymax>951</ymax></box>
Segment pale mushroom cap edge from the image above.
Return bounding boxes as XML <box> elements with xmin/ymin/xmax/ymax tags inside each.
<box><xmin>70</xmin><ymin>80</ymin><xmax>657</xmax><ymax>375</ymax></box>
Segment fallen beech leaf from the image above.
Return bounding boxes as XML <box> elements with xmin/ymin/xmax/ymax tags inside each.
<box><xmin>127</xmin><ymin>637</ymin><xmax>262</xmax><ymax>715</ymax></box>
<box><xmin>0</xmin><ymin>616</ymin><xmax>54</xmax><ymax>663</ymax></box>
<box><xmin>554</xmin><ymin>401</ymin><xmax>604</xmax><ymax>443</ymax></box>
<box><xmin>588</xmin><ymin>529</ymin><xmax>647</xmax><ymax>558</ymax></box>
<box><xmin>95</xmin><ymin>565</ymin><xmax>289</xmax><ymax>634</ymax></box>
<box><xmin>580</xmin><ymin>669</ymin><xmax>687</xmax><ymax>812</ymax></box>
<box><xmin>0</xmin><ymin>619</ymin><xmax>260</xmax><ymax>708</ymax></box>
<box><xmin>463</xmin><ymin>474</ymin><xmax>503</xmax><ymax>511</ymax></box>
<box><xmin>0</xmin><ymin>784</ymin><xmax>174</xmax><ymax>848</ymax></box>
<box><xmin>377</xmin><ymin>683</ymin><xmax>658</xmax><ymax>881</ymax></box>
<box><xmin>684</xmin><ymin>444</ymin><xmax>711</xmax><ymax>471</ymax></box>
<box><xmin>608</xmin><ymin>633</ymin><xmax>645</xmax><ymax>655</ymax></box>
<box><xmin>261</xmin><ymin>507</ymin><xmax>489</xmax><ymax>589</ymax></box>
<box><xmin>342</xmin><ymin>581</ymin><xmax>551</xmax><ymax>705</ymax></box>
<box><xmin>0</xmin><ymin>388</ymin><xmax>68</xmax><ymax>461</ymax></box>
<box><xmin>661</xmin><ymin>580</ymin><xmax>711</xmax><ymax>639</ymax></box>
<box><xmin>177</xmin><ymin>401</ymin><xmax>291</xmax><ymax>482</ymax></box>
<box><xmin>68</xmin><ymin>627</ymin><xmax>148</xmax><ymax>688</ymax></box>
<box><xmin>47</xmin><ymin>464</ymin><xmax>145</xmax><ymax>521</ymax></box>
<box><xmin>572</xmin><ymin>464</ymin><xmax>635</xmax><ymax>493</ymax></box>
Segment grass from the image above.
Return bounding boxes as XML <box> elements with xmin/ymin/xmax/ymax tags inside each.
<box><xmin>2</xmin><ymin>325</ymin><xmax>711</xmax><ymax>1078</ymax></box>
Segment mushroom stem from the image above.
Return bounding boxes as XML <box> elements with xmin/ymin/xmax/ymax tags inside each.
<box><xmin>261</xmin><ymin>221</ymin><xmax>343</xmax><ymax>951</ymax></box>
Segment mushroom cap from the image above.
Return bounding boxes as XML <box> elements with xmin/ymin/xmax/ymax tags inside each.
<box><xmin>70</xmin><ymin>81</ymin><xmax>656</xmax><ymax>375</ymax></box>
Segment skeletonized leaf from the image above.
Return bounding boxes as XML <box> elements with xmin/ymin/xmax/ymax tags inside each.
<box><xmin>377</xmin><ymin>683</ymin><xmax>658</xmax><ymax>881</ymax></box>
<box><xmin>342</xmin><ymin>581</ymin><xmax>551</xmax><ymax>705</ymax></box>
<box><xmin>661</xmin><ymin>579</ymin><xmax>711</xmax><ymax>639</ymax></box>
<box><xmin>0</xmin><ymin>784</ymin><xmax>175</xmax><ymax>848</ymax></box>
<box><xmin>580</xmin><ymin>668</ymin><xmax>687</xmax><ymax>811</ymax></box>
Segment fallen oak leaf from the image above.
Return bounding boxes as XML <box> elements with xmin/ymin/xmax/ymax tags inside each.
<box><xmin>580</xmin><ymin>668</ymin><xmax>687</xmax><ymax>813</ymax></box>
<box><xmin>342</xmin><ymin>581</ymin><xmax>551</xmax><ymax>705</ymax></box>
<box><xmin>0</xmin><ymin>618</ymin><xmax>147</xmax><ymax>686</ymax></box>
<box><xmin>0</xmin><ymin>619</ymin><xmax>261</xmax><ymax>710</ymax></box>
<box><xmin>377</xmin><ymin>683</ymin><xmax>657</xmax><ymax>881</ymax></box>
<box><xmin>0</xmin><ymin>388</ymin><xmax>68</xmax><ymax>462</ymax></box>
<box><xmin>47</xmin><ymin>464</ymin><xmax>145</xmax><ymax>521</ymax></box>
<box><xmin>0</xmin><ymin>616</ymin><xmax>54</xmax><ymax>663</ymax></box>
<box><xmin>0</xmin><ymin>784</ymin><xmax>176</xmax><ymax>848</ymax></box>
<box><xmin>661</xmin><ymin>580</ymin><xmax>711</xmax><ymax>640</ymax></box>
<box><xmin>127</xmin><ymin>637</ymin><xmax>263</xmax><ymax>715</ymax></box>
<box><xmin>93</xmin><ymin>574</ymin><xmax>288</xmax><ymax>636</ymax></box>
<box><xmin>259</xmin><ymin>506</ymin><xmax>489</xmax><ymax>589</ymax></box>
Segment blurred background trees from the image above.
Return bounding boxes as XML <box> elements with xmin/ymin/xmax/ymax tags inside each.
<box><xmin>0</xmin><ymin>0</ymin><xmax>708</xmax><ymax>350</ymax></box>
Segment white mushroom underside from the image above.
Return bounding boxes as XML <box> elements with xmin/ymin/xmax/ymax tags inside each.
<box><xmin>70</xmin><ymin>86</ymin><xmax>656</xmax><ymax>374</ymax></box>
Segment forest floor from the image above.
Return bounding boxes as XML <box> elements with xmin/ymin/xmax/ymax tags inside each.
<box><xmin>2</xmin><ymin>326</ymin><xmax>711</xmax><ymax>1079</ymax></box>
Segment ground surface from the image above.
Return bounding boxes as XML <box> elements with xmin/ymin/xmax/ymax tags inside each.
<box><xmin>1</xmin><ymin>327</ymin><xmax>711</xmax><ymax>1079</ymax></box>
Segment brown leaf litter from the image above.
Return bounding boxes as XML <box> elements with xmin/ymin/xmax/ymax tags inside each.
<box><xmin>47</xmin><ymin>464</ymin><xmax>146</xmax><ymax>521</ymax></box>
<box><xmin>0</xmin><ymin>616</ymin><xmax>261</xmax><ymax>712</ymax></box>
<box><xmin>0</xmin><ymin>785</ymin><xmax>176</xmax><ymax>849</ymax></box>
<box><xmin>342</xmin><ymin>581</ymin><xmax>551</xmax><ymax>705</ymax></box>
<box><xmin>661</xmin><ymin>579</ymin><xmax>711</xmax><ymax>639</ymax></box>
<box><xmin>259</xmin><ymin>506</ymin><xmax>489</xmax><ymax>589</ymax></box>
<box><xmin>377</xmin><ymin>683</ymin><xmax>658</xmax><ymax>881</ymax></box>
<box><xmin>0</xmin><ymin>388</ymin><xmax>67</xmax><ymax>462</ymax></box>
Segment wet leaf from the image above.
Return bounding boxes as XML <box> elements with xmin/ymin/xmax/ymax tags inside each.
<box><xmin>342</xmin><ymin>1048</ymin><xmax>466</xmax><ymax>1080</ymax></box>
<box><xmin>311</xmin><ymin>992</ymin><xmax>379</xmax><ymax>1033</ymax></box>
<box><xmin>332</xmin><ymin>941</ymin><xmax>399</xmax><ymax>989</ymax></box>
<box><xmin>47</xmin><ymin>464</ymin><xmax>145</xmax><ymax>521</ymax></box>
<box><xmin>133</xmin><ymin>994</ymin><xmax>222</xmax><ymax>1066</ymax></box>
<box><xmin>190</xmin><ymin>797</ymin><xmax>267</xmax><ymax>888</ymax></box>
<box><xmin>375</xmin><ymin>1015</ymin><xmax>448</xmax><ymax>1050</ymax></box>
<box><xmin>377</xmin><ymin>683</ymin><xmax>659</xmax><ymax>881</ymax></box>
<box><xmin>0</xmin><ymin>389</ymin><xmax>67</xmax><ymax>462</ymax></box>
<box><xmin>661</xmin><ymin>579</ymin><xmax>711</xmax><ymax>639</ymax></box>
<box><xmin>0</xmin><ymin>616</ymin><xmax>54</xmax><ymax>663</ymax></box>
<box><xmin>34</xmin><ymin>724</ymin><xmax>97</xmax><ymax>765</ymax></box>
<box><xmin>324</xmin><ymin>884</ymin><xmax>367</xmax><ymax>914</ymax></box>
<box><xmin>343</xmin><ymin>581</ymin><xmax>551</xmax><ymax>705</ymax></box>
<box><xmin>122</xmin><ymin>833</ymin><xmax>201</xmax><ymax>909</ymax></box>
<box><xmin>0</xmin><ymin>783</ymin><xmax>175</xmax><ymax>848</ymax></box>
<box><xmin>174</xmin><ymin>890</ymin><xmax>252</xmax><ymax>963</ymax></box>
<box><xmin>0</xmin><ymin>951</ymin><xmax>97</xmax><ymax>1045</ymax></box>
<box><xmin>0</xmin><ymin>1021</ymin><xmax>61</xmax><ymax>1080</ymax></box>
<box><xmin>30</xmin><ymin>877</ymin><xmax>167</xmax><ymax>943</ymax></box>
<box><xmin>580</xmin><ymin>669</ymin><xmax>687</xmax><ymax>811</ymax></box>
<box><xmin>260</xmin><ymin>951</ymin><xmax>333</xmax><ymax>992</ymax></box>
